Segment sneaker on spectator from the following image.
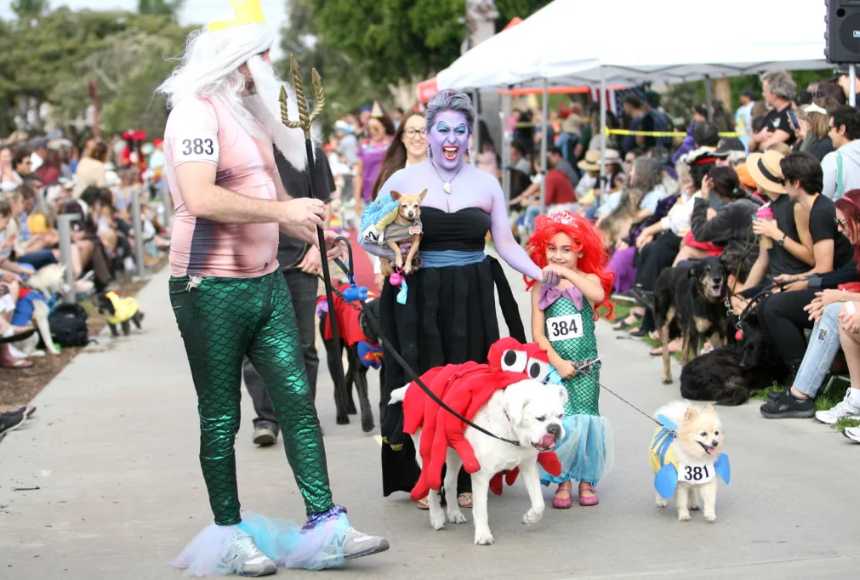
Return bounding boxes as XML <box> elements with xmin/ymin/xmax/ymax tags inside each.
<box><xmin>0</xmin><ymin>406</ymin><xmax>30</xmax><ymax>438</ymax></box>
<box><xmin>815</xmin><ymin>387</ymin><xmax>860</xmax><ymax>425</ymax></box>
<box><xmin>844</xmin><ymin>426</ymin><xmax>860</xmax><ymax>443</ymax></box>
<box><xmin>760</xmin><ymin>391</ymin><xmax>815</xmax><ymax>419</ymax></box>
<box><xmin>252</xmin><ymin>423</ymin><xmax>277</xmax><ymax>447</ymax></box>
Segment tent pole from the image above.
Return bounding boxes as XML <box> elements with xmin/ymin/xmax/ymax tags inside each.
<box><xmin>540</xmin><ymin>77</ymin><xmax>549</xmax><ymax>214</ymax></box>
<box><xmin>473</xmin><ymin>89</ymin><xmax>480</xmax><ymax>165</ymax></box>
<box><xmin>599</xmin><ymin>70</ymin><xmax>607</xmax><ymax>187</ymax></box>
<box><xmin>501</xmin><ymin>89</ymin><xmax>512</xmax><ymax>201</ymax></box>
<box><xmin>851</xmin><ymin>65</ymin><xmax>857</xmax><ymax>108</ymax></box>
<box><xmin>704</xmin><ymin>75</ymin><xmax>713</xmax><ymax>122</ymax></box>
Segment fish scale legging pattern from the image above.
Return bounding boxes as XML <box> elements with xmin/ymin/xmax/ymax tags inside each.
<box><xmin>169</xmin><ymin>272</ymin><xmax>333</xmax><ymax>525</ymax></box>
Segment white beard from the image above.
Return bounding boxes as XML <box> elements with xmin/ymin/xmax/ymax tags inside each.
<box><xmin>243</xmin><ymin>56</ymin><xmax>308</xmax><ymax>171</ymax></box>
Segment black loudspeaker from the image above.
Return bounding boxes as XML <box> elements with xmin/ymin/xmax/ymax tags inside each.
<box><xmin>826</xmin><ymin>0</ymin><xmax>860</xmax><ymax>63</ymax></box>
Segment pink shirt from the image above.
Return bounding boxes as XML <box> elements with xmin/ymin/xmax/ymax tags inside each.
<box><xmin>164</xmin><ymin>96</ymin><xmax>280</xmax><ymax>278</ymax></box>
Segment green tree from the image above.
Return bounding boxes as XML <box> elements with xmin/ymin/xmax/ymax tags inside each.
<box><xmin>278</xmin><ymin>0</ymin><xmax>377</xmax><ymax>125</ymax></box>
<box><xmin>137</xmin><ymin>0</ymin><xmax>185</xmax><ymax>18</ymax></box>
<box><xmin>312</xmin><ymin>0</ymin><xmax>464</xmax><ymax>88</ymax></box>
<box><xmin>10</xmin><ymin>0</ymin><xmax>49</xmax><ymax>19</ymax></box>
<box><xmin>305</xmin><ymin>0</ymin><xmax>548</xmax><ymax>109</ymax></box>
<box><xmin>495</xmin><ymin>0</ymin><xmax>550</xmax><ymax>27</ymax></box>
<box><xmin>0</xmin><ymin>7</ymin><xmax>190</xmax><ymax>137</ymax></box>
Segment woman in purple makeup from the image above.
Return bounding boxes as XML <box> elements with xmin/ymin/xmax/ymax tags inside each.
<box><xmin>364</xmin><ymin>90</ymin><xmax>548</xmax><ymax>503</ymax></box>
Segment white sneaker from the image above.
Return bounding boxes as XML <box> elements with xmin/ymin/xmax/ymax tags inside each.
<box><xmin>844</xmin><ymin>426</ymin><xmax>860</xmax><ymax>443</ymax></box>
<box><xmin>221</xmin><ymin>530</ymin><xmax>276</xmax><ymax>576</ymax></box>
<box><xmin>815</xmin><ymin>388</ymin><xmax>860</xmax><ymax>425</ymax></box>
<box><xmin>341</xmin><ymin>526</ymin><xmax>389</xmax><ymax>560</ymax></box>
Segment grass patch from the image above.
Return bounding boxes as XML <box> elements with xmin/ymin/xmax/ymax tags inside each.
<box><xmin>750</xmin><ymin>383</ymin><xmax>784</xmax><ymax>400</ymax></box>
<box><xmin>834</xmin><ymin>417</ymin><xmax>860</xmax><ymax>431</ymax></box>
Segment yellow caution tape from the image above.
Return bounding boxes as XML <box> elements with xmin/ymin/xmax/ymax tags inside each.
<box><xmin>604</xmin><ymin>128</ymin><xmax>739</xmax><ymax>138</ymax></box>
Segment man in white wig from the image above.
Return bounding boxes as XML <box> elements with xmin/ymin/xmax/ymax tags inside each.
<box><xmin>158</xmin><ymin>1</ymin><xmax>388</xmax><ymax>575</ymax></box>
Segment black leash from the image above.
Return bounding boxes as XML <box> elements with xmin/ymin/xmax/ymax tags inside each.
<box><xmin>323</xmin><ymin>237</ymin><xmax>522</xmax><ymax>447</ymax></box>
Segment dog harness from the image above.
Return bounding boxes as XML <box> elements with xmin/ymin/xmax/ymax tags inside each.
<box><xmin>649</xmin><ymin>415</ymin><xmax>731</xmax><ymax>499</ymax></box>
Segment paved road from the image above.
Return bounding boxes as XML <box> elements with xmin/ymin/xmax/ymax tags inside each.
<box><xmin>2</xmin><ymin>263</ymin><xmax>860</xmax><ymax>579</ymax></box>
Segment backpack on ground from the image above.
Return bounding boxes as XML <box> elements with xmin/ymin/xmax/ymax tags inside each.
<box><xmin>48</xmin><ymin>303</ymin><xmax>90</xmax><ymax>347</ymax></box>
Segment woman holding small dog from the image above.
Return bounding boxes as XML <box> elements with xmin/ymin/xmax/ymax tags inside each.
<box><xmin>366</xmin><ymin>90</ymin><xmax>549</xmax><ymax>505</ymax></box>
<box><xmin>527</xmin><ymin>211</ymin><xmax>614</xmax><ymax>508</ymax></box>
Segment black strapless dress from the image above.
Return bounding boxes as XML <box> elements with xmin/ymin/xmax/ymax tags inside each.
<box><xmin>379</xmin><ymin>207</ymin><xmax>526</xmax><ymax>496</ymax></box>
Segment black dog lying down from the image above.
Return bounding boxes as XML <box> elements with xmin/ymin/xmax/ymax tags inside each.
<box><xmin>654</xmin><ymin>256</ymin><xmax>729</xmax><ymax>384</ymax></box>
<box><xmin>319</xmin><ymin>297</ymin><xmax>382</xmax><ymax>432</ymax></box>
<box><xmin>680</xmin><ymin>301</ymin><xmax>791</xmax><ymax>405</ymax></box>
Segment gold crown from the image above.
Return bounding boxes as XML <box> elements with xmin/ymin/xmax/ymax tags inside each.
<box><xmin>207</xmin><ymin>0</ymin><xmax>266</xmax><ymax>31</ymax></box>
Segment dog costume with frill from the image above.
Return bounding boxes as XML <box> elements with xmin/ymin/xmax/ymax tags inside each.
<box><xmin>649</xmin><ymin>414</ymin><xmax>731</xmax><ymax>499</ymax></box>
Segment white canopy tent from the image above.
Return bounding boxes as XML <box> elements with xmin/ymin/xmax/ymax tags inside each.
<box><xmin>437</xmin><ymin>0</ymin><xmax>832</xmax><ymax>207</ymax></box>
<box><xmin>438</xmin><ymin>0</ymin><xmax>830</xmax><ymax>89</ymax></box>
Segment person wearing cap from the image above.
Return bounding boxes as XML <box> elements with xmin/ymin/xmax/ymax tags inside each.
<box><xmin>732</xmin><ymin>150</ymin><xmax>812</xmax><ymax>308</ymax></box>
<box><xmin>794</xmin><ymin>103</ymin><xmax>834</xmax><ymax>162</ymax></box>
<box><xmin>156</xmin><ymin>1</ymin><xmax>388</xmax><ymax>575</ymax></box>
<box><xmin>822</xmin><ymin>105</ymin><xmax>860</xmax><ymax>201</ymax></box>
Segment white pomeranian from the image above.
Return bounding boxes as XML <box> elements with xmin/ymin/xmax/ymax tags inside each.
<box><xmin>649</xmin><ymin>400</ymin><xmax>730</xmax><ymax>523</ymax></box>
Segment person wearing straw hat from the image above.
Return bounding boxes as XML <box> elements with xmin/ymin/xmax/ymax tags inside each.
<box><xmin>157</xmin><ymin>0</ymin><xmax>388</xmax><ymax>575</ymax></box>
<box><xmin>730</xmin><ymin>149</ymin><xmax>812</xmax><ymax>311</ymax></box>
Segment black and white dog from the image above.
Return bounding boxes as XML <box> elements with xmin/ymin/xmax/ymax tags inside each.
<box><xmin>654</xmin><ymin>256</ymin><xmax>729</xmax><ymax>384</ymax></box>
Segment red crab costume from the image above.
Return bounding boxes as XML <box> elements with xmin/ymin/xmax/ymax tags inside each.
<box><xmin>401</xmin><ymin>337</ymin><xmax>562</xmax><ymax>501</ymax></box>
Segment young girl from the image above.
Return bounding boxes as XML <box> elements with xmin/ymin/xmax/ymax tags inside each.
<box><xmin>527</xmin><ymin>211</ymin><xmax>614</xmax><ymax>508</ymax></box>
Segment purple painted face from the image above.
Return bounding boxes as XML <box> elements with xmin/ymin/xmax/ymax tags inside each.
<box><xmin>428</xmin><ymin>110</ymin><xmax>470</xmax><ymax>172</ymax></box>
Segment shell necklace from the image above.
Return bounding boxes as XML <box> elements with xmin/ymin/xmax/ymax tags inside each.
<box><xmin>430</xmin><ymin>160</ymin><xmax>465</xmax><ymax>195</ymax></box>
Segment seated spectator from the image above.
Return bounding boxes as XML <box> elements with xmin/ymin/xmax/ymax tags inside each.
<box><xmin>760</xmin><ymin>189</ymin><xmax>860</xmax><ymax>420</ymax></box>
<box><xmin>5</xmin><ymin>186</ymin><xmax>58</xmax><ymax>270</ymax></box>
<box><xmin>547</xmin><ymin>146</ymin><xmax>579</xmax><ymax>187</ymax></box>
<box><xmin>627</xmin><ymin>151</ymin><xmax>718</xmax><ymax>345</ymax></box>
<box><xmin>689</xmin><ymin>165</ymin><xmax>760</xmax><ymax>257</ymax></box>
<box><xmin>749</xmin><ymin>70</ymin><xmax>798</xmax><ymax>152</ymax></box>
<box><xmin>510</xmin><ymin>151</ymin><xmax>578</xmax><ymax>232</ymax></box>
<box><xmin>733</xmin><ymin>150</ymin><xmax>812</xmax><ymax>308</ymax></box>
<box><xmin>0</xmin><ymin>147</ymin><xmax>23</xmax><ymax>193</ymax></box>
<box><xmin>834</xmin><ymin>301</ymin><xmax>860</xmax><ymax>442</ymax></box>
<box><xmin>73</xmin><ymin>141</ymin><xmax>109</xmax><ymax>197</ymax></box>
<box><xmin>754</xmin><ymin>153</ymin><xmax>854</xmax><ymax>412</ymax></box>
<box><xmin>575</xmin><ymin>150</ymin><xmax>601</xmax><ymax>212</ymax></box>
<box><xmin>794</xmin><ymin>104</ymin><xmax>834</xmax><ymax>161</ymax></box>
<box><xmin>12</xmin><ymin>148</ymin><xmax>33</xmax><ymax>180</ymax></box>
<box><xmin>605</xmin><ymin>157</ymin><xmax>666</xmax><ymax>293</ymax></box>
<box><xmin>821</xmin><ymin>105</ymin><xmax>860</xmax><ymax>200</ymax></box>
<box><xmin>593</xmin><ymin>150</ymin><xmax>625</xmax><ymax>220</ymax></box>
<box><xmin>674</xmin><ymin>164</ymin><xmax>744</xmax><ymax>264</ymax></box>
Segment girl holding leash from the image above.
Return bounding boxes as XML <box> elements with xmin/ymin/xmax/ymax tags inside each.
<box><xmin>527</xmin><ymin>211</ymin><xmax>614</xmax><ymax>508</ymax></box>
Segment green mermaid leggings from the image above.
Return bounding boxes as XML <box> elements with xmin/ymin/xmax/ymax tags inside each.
<box><xmin>169</xmin><ymin>272</ymin><xmax>333</xmax><ymax>525</ymax></box>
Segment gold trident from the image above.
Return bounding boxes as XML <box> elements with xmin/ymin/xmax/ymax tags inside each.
<box><xmin>279</xmin><ymin>54</ymin><xmax>325</xmax><ymax>139</ymax></box>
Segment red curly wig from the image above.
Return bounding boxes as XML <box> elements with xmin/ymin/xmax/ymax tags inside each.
<box><xmin>525</xmin><ymin>211</ymin><xmax>615</xmax><ymax>319</ymax></box>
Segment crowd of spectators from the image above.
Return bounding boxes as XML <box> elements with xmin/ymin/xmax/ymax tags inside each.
<box><xmin>0</xmin><ymin>131</ymin><xmax>169</xmax><ymax>369</ymax></box>
<box><xmin>498</xmin><ymin>70</ymin><xmax>860</xmax><ymax>442</ymax></box>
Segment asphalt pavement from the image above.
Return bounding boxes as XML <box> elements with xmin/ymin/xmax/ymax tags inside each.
<box><xmin>2</xmin><ymin>262</ymin><xmax>860</xmax><ymax>580</ymax></box>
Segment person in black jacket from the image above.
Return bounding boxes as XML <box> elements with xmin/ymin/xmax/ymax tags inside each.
<box><xmin>689</xmin><ymin>165</ymin><xmax>762</xmax><ymax>257</ymax></box>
